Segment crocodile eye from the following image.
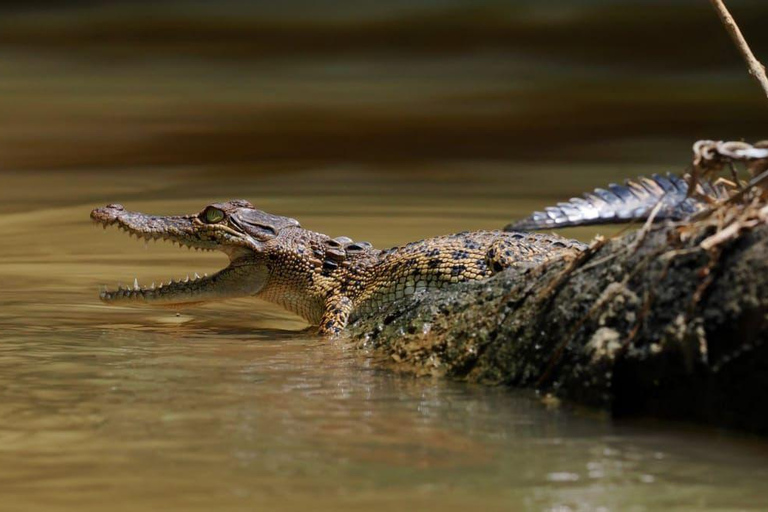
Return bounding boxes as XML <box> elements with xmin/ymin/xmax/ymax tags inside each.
<box><xmin>203</xmin><ymin>207</ymin><xmax>225</xmax><ymax>224</ymax></box>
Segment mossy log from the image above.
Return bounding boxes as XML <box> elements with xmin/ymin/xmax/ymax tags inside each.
<box><xmin>347</xmin><ymin>203</ymin><xmax>768</xmax><ymax>433</ymax></box>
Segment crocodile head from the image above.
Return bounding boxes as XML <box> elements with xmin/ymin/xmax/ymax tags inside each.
<box><xmin>91</xmin><ymin>200</ymin><xmax>300</xmax><ymax>305</ymax></box>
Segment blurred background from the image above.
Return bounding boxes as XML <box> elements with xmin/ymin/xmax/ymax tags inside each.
<box><xmin>0</xmin><ymin>0</ymin><xmax>766</xmax><ymax>174</ymax></box>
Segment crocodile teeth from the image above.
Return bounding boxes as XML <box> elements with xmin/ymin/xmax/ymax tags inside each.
<box><xmin>133</xmin><ymin>278</ymin><xmax>140</xmax><ymax>290</ymax></box>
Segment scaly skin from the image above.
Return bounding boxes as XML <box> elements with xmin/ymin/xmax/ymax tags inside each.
<box><xmin>506</xmin><ymin>173</ymin><xmax>731</xmax><ymax>232</ymax></box>
<box><xmin>91</xmin><ymin>200</ymin><xmax>586</xmax><ymax>335</ymax></box>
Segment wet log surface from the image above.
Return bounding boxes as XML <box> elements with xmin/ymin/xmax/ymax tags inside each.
<box><xmin>347</xmin><ymin>205</ymin><xmax>768</xmax><ymax>433</ymax></box>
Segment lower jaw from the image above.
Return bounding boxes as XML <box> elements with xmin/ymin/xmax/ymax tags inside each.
<box><xmin>100</xmin><ymin>289</ymin><xmax>215</xmax><ymax>306</ymax></box>
<box><xmin>99</xmin><ymin>262</ymin><xmax>263</xmax><ymax>306</ymax></box>
<box><xmin>100</xmin><ymin>270</ymin><xmax>229</xmax><ymax>306</ymax></box>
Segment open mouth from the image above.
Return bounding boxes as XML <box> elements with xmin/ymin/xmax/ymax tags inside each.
<box><xmin>91</xmin><ymin>203</ymin><xmax>257</xmax><ymax>305</ymax></box>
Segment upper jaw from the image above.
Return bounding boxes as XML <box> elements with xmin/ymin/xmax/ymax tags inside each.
<box><xmin>90</xmin><ymin>203</ymin><xmax>249</xmax><ymax>253</ymax></box>
<box><xmin>91</xmin><ymin>203</ymin><xmax>210</xmax><ymax>250</ymax></box>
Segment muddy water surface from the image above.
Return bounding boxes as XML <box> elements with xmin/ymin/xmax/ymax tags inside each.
<box><xmin>2</xmin><ymin>168</ymin><xmax>768</xmax><ymax>511</ymax></box>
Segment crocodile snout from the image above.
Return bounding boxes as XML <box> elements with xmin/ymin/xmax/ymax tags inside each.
<box><xmin>90</xmin><ymin>203</ymin><xmax>125</xmax><ymax>223</ymax></box>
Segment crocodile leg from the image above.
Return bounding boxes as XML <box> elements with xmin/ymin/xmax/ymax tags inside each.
<box><xmin>318</xmin><ymin>296</ymin><xmax>354</xmax><ymax>337</ymax></box>
<box><xmin>485</xmin><ymin>235</ymin><xmax>580</xmax><ymax>272</ymax></box>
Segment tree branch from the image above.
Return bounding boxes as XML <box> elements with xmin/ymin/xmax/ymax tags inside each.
<box><xmin>710</xmin><ymin>0</ymin><xmax>768</xmax><ymax>102</ymax></box>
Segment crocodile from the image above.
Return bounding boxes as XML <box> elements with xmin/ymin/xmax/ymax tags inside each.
<box><xmin>90</xmin><ymin>174</ymin><xmax>722</xmax><ymax>335</ymax></box>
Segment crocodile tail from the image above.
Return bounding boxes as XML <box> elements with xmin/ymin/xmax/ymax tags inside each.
<box><xmin>504</xmin><ymin>173</ymin><xmax>726</xmax><ymax>232</ymax></box>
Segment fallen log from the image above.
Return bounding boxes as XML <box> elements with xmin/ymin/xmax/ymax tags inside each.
<box><xmin>348</xmin><ymin>191</ymin><xmax>768</xmax><ymax>433</ymax></box>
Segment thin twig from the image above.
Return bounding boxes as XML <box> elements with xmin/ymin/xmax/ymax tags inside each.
<box><xmin>723</xmin><ymin>167</ymin><xmax>768</xmax><ymax>204</ymax></box>
<box><xmin>688</xmin><ymin>167</ymin><xmax>768</xmax><ymax>222</ymax></box>
<box><xmin>630</xmin><ymin>199</ymin><xmax>665</xmax><ymax>251</ymax></box>
<box><xmin>710</xmin><ymin>0</ymin><xmax>768</xmax><ymax>101</ymax></box>
<box><xmin>572</xmin><ymin>199</ymin><xmax>665</xmax><ymax>276</ymax></box>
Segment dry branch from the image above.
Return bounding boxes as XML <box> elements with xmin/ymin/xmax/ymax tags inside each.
<box><xmin>710</xmin><ymin>0</ymin><xmax>768</xmax><ymax>101</ymax></box>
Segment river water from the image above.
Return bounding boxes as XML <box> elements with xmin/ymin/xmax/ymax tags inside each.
<box><xmin>2</xmin><ymin>168</ymin><xmax>768</xmax><ymax>511</ymax></box>
<box><xmin>2</xmin><ymin>0</ymin><xmax>768</xmax><ymax>508</ymax></box>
